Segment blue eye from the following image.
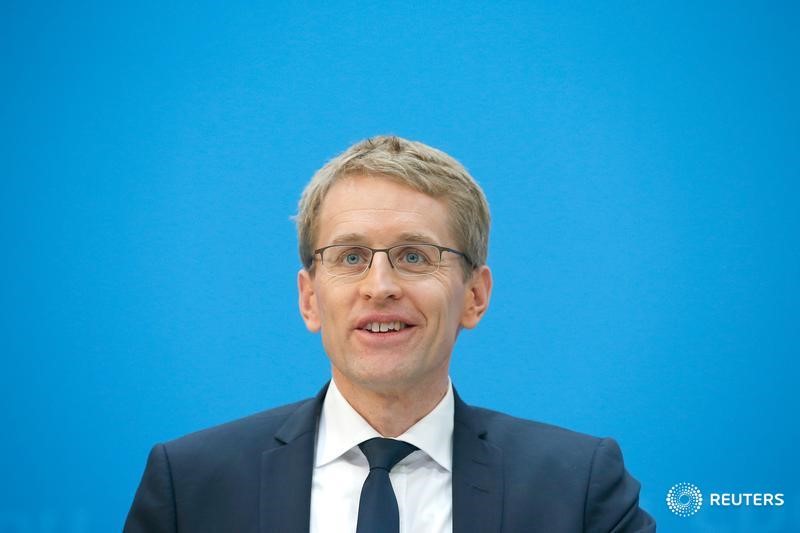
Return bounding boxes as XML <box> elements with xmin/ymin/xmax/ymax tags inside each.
<box><xmin>405</xmin><ymin>252</ymin><xmax>421</xmax><ymax>263</ymax></box>
<box><xmin>335</xmin><ymin>247</ymin><xmax>368</xmax><ymax>266</ymax></box>
<box><xmin>397</xmin><ymin>247</ymin><xmax>432</xmax><ymax>265</ymax></box>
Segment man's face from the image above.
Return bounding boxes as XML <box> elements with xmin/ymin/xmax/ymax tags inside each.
<box><xmin>298</xmin><ymin>175</ymin><xmax>491</xmax><ymax>396</ymax></box>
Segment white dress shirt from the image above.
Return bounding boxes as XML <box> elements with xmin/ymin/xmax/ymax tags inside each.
<box><xmin>309</xmin><ymin>379</ymin><xmax>454</xmax><ymax>533</ymax></box>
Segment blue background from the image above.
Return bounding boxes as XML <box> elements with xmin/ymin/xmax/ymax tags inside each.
<box><xmin>2</xmin><ymin>2</ymin><xmax>798</xmax><ymax>531</ymax></box>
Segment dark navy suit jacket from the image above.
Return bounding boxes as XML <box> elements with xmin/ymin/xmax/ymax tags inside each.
<box><xmin>125</xmin><ymin>386</ymin><xmax>655</xmax><ymax>532</ymax></box>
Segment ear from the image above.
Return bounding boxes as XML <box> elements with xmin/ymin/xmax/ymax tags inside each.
<box><xmin>298</xmin><ymin>268</ymin><xmax>321</xmax><ymax>332</ymax></box>
<box><xmin>460</xmin><ymin>265</ymin><xmax>492</xmax><ymax>329</ymax></box>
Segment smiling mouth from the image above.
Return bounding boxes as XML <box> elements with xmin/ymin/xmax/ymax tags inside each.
<box><xmin>361</xmin><ymin>321</ymin><xmax>409</xmax><ymax>333</ymax></box>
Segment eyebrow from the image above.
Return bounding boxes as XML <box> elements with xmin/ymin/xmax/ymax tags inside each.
<box><xmin>328</xmin><ymin>233</ymin><xmax>369</xmax><ymax>245</ymax></box>
<box><xmin>327</xmin><ymin>232</ymin><xmax>439</xmax><ymax>246</ymax></box>
<box><xmin>396</xmin><ymin>232</ymin><xmax>438</xmax><ymax>244</ymax></box>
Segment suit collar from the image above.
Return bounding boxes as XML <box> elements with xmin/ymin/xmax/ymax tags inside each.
<box><xmin>260</xmin><ymin>384</ymin><xmax>327</xmax><ymax>533</ymax></box>
<box><xmin>259</xmin><ymin>384</ymin><xmax>504</xmax><ymax>533</ymax></box>
<box><xmin>453</xmin><ymin>389</ymin><xmax>504</xmax><ymax>533</ymax></box>
<box><xmin>273</xmin><ymin>384</ymin><xmax>327</xmax><ymax>444</ymax></box>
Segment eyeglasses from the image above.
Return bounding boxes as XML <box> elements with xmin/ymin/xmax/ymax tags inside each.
<box><xmin>313</xmin><ymin>243</ymin><xmax>473</xmax><ymax>278</ymax></box>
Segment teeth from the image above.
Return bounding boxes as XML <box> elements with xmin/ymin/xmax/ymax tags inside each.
<box><xmin>364</xmin><ymin>321</ymin><xmax>407</xmax><ymax>332</ymax></box>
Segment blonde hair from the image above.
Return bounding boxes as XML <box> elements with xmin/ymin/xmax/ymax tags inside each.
<box><xmin>296</xmin><ymin>135</ymin><xmax>490</xmax><ymax>277</ymax></box>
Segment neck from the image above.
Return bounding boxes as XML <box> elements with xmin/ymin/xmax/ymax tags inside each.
<box><xmin>332</xmin><ymin>373</ymin><xmax>449</xmax><ymax>437</ymax></box>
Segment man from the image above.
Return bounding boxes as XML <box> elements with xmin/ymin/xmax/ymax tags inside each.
<box><xmin>125</xmin><ymin>136</ymin><xmax>655</xmax><ymax>532</ymax></box>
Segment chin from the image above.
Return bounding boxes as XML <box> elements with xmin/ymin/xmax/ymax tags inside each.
<box><xmin>345</xmin><ymin>365</ymin><xmax>421</xmax><ymax>393</ymax></box>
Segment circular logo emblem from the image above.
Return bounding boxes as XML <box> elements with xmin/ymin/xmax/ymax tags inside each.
<box><xmin>666</xmin><ymin>482</ymin><xmax>703</xmax><ymax>517</ymax></box>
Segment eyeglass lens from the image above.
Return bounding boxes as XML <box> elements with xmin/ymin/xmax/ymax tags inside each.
<box><xmin>321</xmin><ymin>245</ymin><xmax>441</xmax><ymax>276</ymax></box>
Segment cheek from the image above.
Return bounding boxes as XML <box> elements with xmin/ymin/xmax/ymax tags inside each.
<box><xmin>418</xmin><ymin>281</ymin><xmax>465</xmax><ymax>326</ymax></box>
<box><xmin>315</xmin><ymin>286</ymin><xmax>349</xmax><ymax>331</ymax></box>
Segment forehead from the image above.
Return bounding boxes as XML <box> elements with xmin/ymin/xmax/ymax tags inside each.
<box><xmin>316</xmin><ymin>175</ymin><xmax>454</xmax><ymax>246</ymax></box>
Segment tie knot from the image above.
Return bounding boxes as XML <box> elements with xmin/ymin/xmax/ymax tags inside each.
<box><xmin>359</xmin><ymin>437</ymin><xmax>418</xmax><ymax>471</ymax></box>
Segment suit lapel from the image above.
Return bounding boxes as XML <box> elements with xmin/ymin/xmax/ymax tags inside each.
<box><xmin>452</xmin><ymin>391</ymin><xmax>504</xmax><ymax>533</ymax></box>
<box><xmin>259</xmin><ymin>385</ymin><xmax>327</xmax><ymax>533</ymax></box>
<box><xmin>258</xmin><ymin>385</ymin><xmax>504</xmax><ymax>532</ymax></box>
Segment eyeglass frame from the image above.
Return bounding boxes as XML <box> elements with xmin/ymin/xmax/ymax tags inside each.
<box><xmin>311</xmin><ymin>242</ymin><xmax>475</xmax><ymax>277</ymax></box>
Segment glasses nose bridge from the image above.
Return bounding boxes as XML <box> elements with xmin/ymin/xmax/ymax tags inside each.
<box><xmin>366</xmin><ymin>247</ymin><xmax>396</xmax><ymax>272</ymax></box>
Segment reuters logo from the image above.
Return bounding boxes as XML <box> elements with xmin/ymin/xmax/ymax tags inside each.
<box><xmin>666</xmin><ymin>482</ymin><xmax>703</xmax><ymax>517</ymax></box>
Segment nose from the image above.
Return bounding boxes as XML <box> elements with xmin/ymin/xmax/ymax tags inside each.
<box><xmin>358</xmin><ymin>250</ymin><xmax>403</xmax><ymax>301</ymax></box>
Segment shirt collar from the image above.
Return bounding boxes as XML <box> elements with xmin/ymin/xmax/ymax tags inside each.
<box><xmin>314</xmin><ymin>379</ymin><xmax>454</xmax><ymax>472</ymax></box>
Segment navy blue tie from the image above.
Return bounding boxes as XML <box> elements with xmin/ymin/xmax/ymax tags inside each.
<box><xmin>356</xmin><ymin>438</ymin><xmax>418</xmax><ymax>533</ymax></box>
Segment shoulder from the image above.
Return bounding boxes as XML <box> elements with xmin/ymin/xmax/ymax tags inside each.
<box><xmin>458</xmin><ymin>402</ymin><xmax>655</xmax><ymax>531</ymax></box>
<box><xmin>458</xmin><ymin>402</ymin><xmax>604</xmax><ymax>464</ymax></box>
<box><xmin>161</xmin><ymin>396</ymin><xmax>316</xmax><ymax>463</ymax></box>
<box><xmin>456</xmin><ymin>401</ymin><xmax>634</xmax><ymax>494</ymax></box>
<box><xmin>126</xmin><ymin>394</ymin><xmax>325</xmax><ymax>531</ymax></box>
